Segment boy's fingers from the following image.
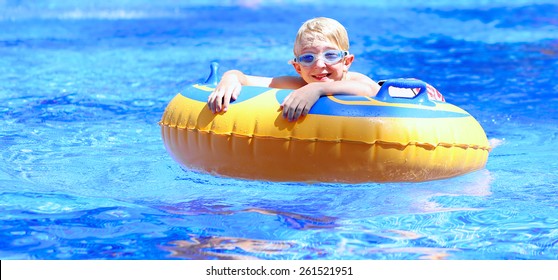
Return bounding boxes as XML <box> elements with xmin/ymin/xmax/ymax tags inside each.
<box><xmin>231</xmin><ymin>85</ymin><xmax>241</xmax><ymax>100</ymax></box>
<box><xmin>215</xmin><ymin>91</ymin><xmax>224</xmax><ymax>112</ymax></box>
<box><xmin>282</xmin><ymin>103</ymin><xmax>291</xmax><ymax>119</ymax></box>
<box><xmin>207</xmin><ymin>92</ymin><xmax>216</xmax><ymax>112</ymax></box>
<box><xmin>222</xmin><ymin>89</ymin><xmax>234</xmax><ymax>111</ymax></box>
<box><xmin>207</xmin><ymin>85</ymin><xmax>242</xmax><ymax>113</ymax></box>
<box><xmin>287</xmin><ymin>103</ymin><xmax>300</xmax><ymax>122</ymax></box>
<box><xmin>281</xmin><ymin>94</ymin><xmax>291</xmax><ymax>107</ymax></box>
<box><xmin>294</xmin><ymin>106</ymin><xmax>304</xmax><ymax>120</ymax></box>
<box><xmin>302</xmin><ymin>106</ymin><xmax>309</xmax><ymax>116</ymax></box>
<box><xmin>209</xmin><ymin>88</ymin><xmax>225</xmax><ymax>113</ymax></box>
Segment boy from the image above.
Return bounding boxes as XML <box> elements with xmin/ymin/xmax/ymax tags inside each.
<box><xmin>207</xmin><ymin>17</ymin><xmax>381</xmax><ymax>122</ymax></box>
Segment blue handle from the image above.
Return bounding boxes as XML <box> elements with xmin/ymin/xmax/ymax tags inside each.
<box><xmin>204</xmin><ymin>61</ymin><xmax>220</xmax><ymax>86</ymax></box>
<box><xmin>375</xmin><ymin>78</ymin><xmax>433</xmax><ymax>105</ymax></box>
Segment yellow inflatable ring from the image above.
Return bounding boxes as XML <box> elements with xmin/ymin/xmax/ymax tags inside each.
<box><xmin>160</xmin><ymin>64</ymin><xmax>490</xmax><ymax>183</ymax></box>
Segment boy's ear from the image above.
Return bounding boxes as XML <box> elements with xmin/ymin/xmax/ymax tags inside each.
<box><xmin>292</xmin><ymin>62</ymin><xmax>302</xmax><ymax>74</ymax></box>
<box><xmin>344</xmin><ymin>54</ymin><xmax>355</xmax><ymax>69</ymax></box>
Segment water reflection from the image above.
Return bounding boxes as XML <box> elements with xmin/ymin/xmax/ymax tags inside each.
<box><xmin>156</xmin><ymin>170</ymin><xmax>493</xmax><ymax>260</ymax></box>
<box><xmin>164</xmin><ymin>235</ymin><xmax>295</xmax><ymax>260</ymax></box>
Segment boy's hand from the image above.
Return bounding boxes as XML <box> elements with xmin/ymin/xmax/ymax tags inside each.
<box><xmin>280</xmin><ymin>83</ymin><xmax>322</xmax><ymax>122</ymax></box>
<box><xmin>207</xmin><ymin>72</ymin><xmax>242</xmax><ymax>113</ymax></box>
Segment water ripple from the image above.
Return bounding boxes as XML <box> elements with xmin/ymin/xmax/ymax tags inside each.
<box><xmin>164</xmin><ymin>235</ymin><xmax>297</xmax><ymax>260</ymax></box>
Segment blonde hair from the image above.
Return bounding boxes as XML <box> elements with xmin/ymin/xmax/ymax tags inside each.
<box><xmin>293</xmin><ymin>17</ymin><xmax>349</xmax><ymax>55</ymax></box>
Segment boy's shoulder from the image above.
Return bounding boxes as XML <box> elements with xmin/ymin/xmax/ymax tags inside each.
<box><xmin>270</xmin><ymin>75</ymin><xmax>307</xmax><ymax>89</ymax></box>
<box><xmin>348</xmin><ymin>71</ymin><xmax>376</xmax><ymax>83</ymax></box>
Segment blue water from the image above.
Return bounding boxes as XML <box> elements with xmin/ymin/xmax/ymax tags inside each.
<box><xmin>1</xmin><ymin>0</ymin><xmax>558</xmax><ymax>260</ymax></box>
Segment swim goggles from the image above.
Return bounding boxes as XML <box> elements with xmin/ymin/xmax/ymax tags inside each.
<box><xmin>292</xmin><ymin>50</ymin><xmax>349</xmax><ymax>67</ymax></box>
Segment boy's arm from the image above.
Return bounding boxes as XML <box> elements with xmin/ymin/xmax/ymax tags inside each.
<box><xmin>281</xmin><ymin>73</ymin><xmax>380</xmax><ymax>122</ymax></box>
<box><xmin>207</xmin><ymin>70</ymin><xmax>305</xmax><ymax>113</ymax></box>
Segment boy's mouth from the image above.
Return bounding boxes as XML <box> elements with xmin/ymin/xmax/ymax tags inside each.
<box><xmin>312</xmin><ymin>73</ymin><xmax>331</xmax><ymax>81</ymax></box>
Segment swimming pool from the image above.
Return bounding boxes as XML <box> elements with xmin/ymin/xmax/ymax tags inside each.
<box><xmin>1</xmin><ymin>0</ymin><xmax>557</xmax><ymax>260</ymax></box>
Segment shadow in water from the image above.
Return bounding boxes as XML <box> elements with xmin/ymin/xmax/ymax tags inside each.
<box><xmin>163</xmin><ymin>234</ymin><xmax>296</xmax><ymax>260</ymax></box>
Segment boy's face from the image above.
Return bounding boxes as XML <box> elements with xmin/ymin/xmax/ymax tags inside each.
<box><xmin>292</xmin><ymin>34</ymin><xmax>354</xmax><ymax>84</ymax></box>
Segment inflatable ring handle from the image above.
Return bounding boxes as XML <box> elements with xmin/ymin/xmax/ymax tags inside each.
<box><xmin>204</xmin><ymin>61</ymin><xmax>220</xmax><ymax>86</ymax></box>
<box><xmin>375</xmin><ymin>78</ymin><xmax>432</xmax><ymax>105</ymax></box>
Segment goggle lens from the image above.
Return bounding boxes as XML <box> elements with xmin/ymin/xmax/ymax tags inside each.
<box><xmin>294</xmin><ymin>50</ymin><xmax>348</xmax><ymax>66</ymax></box>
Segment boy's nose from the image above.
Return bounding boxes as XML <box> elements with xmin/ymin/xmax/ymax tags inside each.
<box><xmin>314</xmin><ymin>58</ymin><xmax>327</xmax><ymax>67</ymax></box>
